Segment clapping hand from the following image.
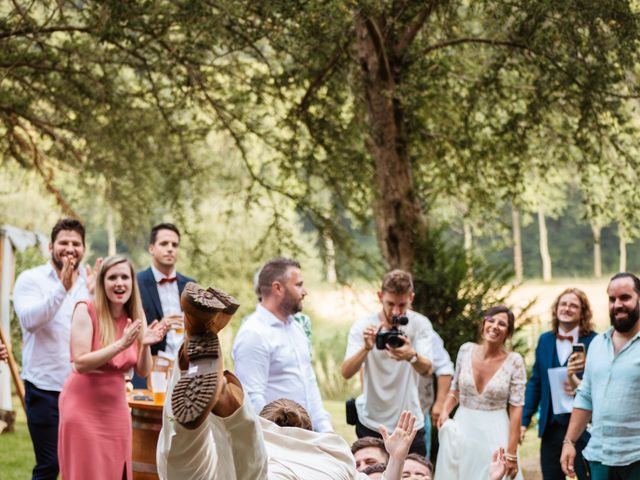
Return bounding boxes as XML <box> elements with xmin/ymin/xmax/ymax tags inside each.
<box><xmin>379</xmin><ymin>410</ymin><xmax>417</xmax><ymax>461</ymax></box>
<box><xmin>85</xmin><ymin>257</ymin><xmax>103</xmax><ymax>296</ymax></box>
<box><xmin>117</xmin><ymin>318</ymin><xmax>142</xmax><ymax>351</ymax></box>
<box><xmin>0</xmin><ymin>343</ymin><xmax>8</xmax><ymax>362</ymax></box>
<box><xmin>143</xmin><ymin>320</ymin><xmax>168</xmax><ymax>346</ymax></box>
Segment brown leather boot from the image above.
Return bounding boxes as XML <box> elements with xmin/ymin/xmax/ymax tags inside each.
<box><xmin>212</xmin><ymin>371</ymin><xmax>244</xmax><ymax>418</ymax></box>
<box><xmin>181</xmin><ymin>282</ymin><xmax>240</xmax><ymax>335</ymax></box>
<box><xmin>171</xmin><ymin>283</ymin><xmax>240</xmax><ymax>430</ymax></box>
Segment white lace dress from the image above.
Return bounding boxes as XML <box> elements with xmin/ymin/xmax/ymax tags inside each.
<box><xmin>435</xmin><ymin>342</ymin><xmax>526</xmax><ymax>480</ymax></box>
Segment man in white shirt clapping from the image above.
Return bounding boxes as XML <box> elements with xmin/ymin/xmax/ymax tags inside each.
<box><xmin>13</xmin><ymin>218</ymin><xmax>101</xmax><ymax>480</ymax></box>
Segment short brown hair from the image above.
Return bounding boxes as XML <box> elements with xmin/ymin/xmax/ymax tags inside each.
<box><xmin>551</xmin><ymin>288</ymin><xmax>594</xmax><ymax>337</ymax></box>
<box><xmin>381</xmin><ymin>270</ymin><xmax>413</xmax><ymax>295</ymax></box>
<box><xmin>257</xmin><ymin>257</ymin><xmax>301</xmax><ymax>299</ymax></box>
<box><xmin>259</xmin><ymin>398</ymin><xmax>312</xmax><ymax>431</ymax></box>
<box><xmin>51</xmin><ymin>218</ymin><xmax>85</xmax><ymax>245</ymax></box>
<box><xmin>350</xmin><ymin>436</ymin><xmax>388</xmax><ymax>460</ymax></box>
<box><xmin>405</xmin><ymin>453</ymin><xmax>433</xmax><ymax>474</ymax></box>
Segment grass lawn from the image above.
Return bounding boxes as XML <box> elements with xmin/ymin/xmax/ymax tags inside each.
<box><xmin>0</xmin><ymin>396</ymin><xmax>34</xmax><ymax>480</ymax></box>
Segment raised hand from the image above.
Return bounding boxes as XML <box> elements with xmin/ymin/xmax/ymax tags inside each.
<box><xmin>60</xmin><ymin>256</ymin><xmax>77</xmax><ymax>291</ymax></box>
<box><xmin>117</xmin><ymin>318</ymin><xmax>142</xmax><ymax>351</ymax></box>
<box><xmin>143</xmin><ymin>320</ymin><xmax>168</xmax><ymax>346</ymax></box>
<box><xmin>379</xmin><ymin>410</ymin><xmax>417</xmax><ymax>461</ymax></box>
<box><xmin>489</xmin><ymin>448</ymin><xmax>507</xmax><ymax>480</ymax></box>
<box><xmin>363</xmin><ymin>325</ymin><xmax>376</xmax><ymax>351</ymax></box>
<box><xmin>86</xmin><ymin>257</ymin><xmax>103</xmax><ymax>295</ymax></box>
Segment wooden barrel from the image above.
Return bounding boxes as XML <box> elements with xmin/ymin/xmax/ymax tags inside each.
<box><xmin>129</xmin><ymin>390</ymin><xmax>164</xmax><ymax>480</ymax></box>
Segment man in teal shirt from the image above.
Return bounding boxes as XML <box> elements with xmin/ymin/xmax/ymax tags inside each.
<box><xmin>561</xmin><ymin>272</ymin><xmax>640</xmax><ymax>479</ymax></box>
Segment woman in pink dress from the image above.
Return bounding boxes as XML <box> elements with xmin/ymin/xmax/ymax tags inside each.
<box><xmin>58</xmin><ymin>255</ymin><xmax>166</xmax><ymax>479</ymax></box>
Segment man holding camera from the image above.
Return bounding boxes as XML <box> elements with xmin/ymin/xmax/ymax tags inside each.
<box><xmin>341</xmin><ymin>270</ymin><xmax>433</xmax><ymax>455</ymax></box>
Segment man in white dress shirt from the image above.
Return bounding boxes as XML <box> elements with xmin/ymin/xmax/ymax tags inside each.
<box><xmin>13</xmin><ymin>218</ymin><xmax>100</xmax><ymax>480</ymax></box>
<box><xmin>232</xmin><ymin>257</ymin><xmax>332</xmax><ymax>432</ymax></box>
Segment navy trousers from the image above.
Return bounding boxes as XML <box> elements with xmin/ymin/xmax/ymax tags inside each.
<box><xmin>541</xmin><ymin>421</ymin><xmax>589</xmax><ymax>480</ymax></box>
<box><xmin>24</xmin><ymin>381</ymin><xmax>60</xmax><ymax>480</ymax></box>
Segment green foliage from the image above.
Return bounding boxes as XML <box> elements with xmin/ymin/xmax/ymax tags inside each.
<box><xmin>412</xmin><ymin>225</ymin><xmax>532</xmax><ymax>360</ymax></box>
<box><xmin>312</xmin><ymin>330</ymin><xmax>360</xmax><ymax>401</ymax></box>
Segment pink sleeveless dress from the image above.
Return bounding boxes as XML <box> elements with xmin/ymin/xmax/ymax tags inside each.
<box><xmin>58</xmin><ymin>301</ymin><xmax>139</xmax><ymax>480</ymax></box>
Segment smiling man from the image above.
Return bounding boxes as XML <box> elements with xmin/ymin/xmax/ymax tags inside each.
<box><xmin>136</xmin><ymin>223</ymin><xmax>195</xmax><ymax>364</ymax></box>
<box><xmin>521</xmin><ymin>288</ymin><xmax>597</xmax><ymax>480</ymax></box>
<box><xmin>561</xmin><ymin>273</ymin><xmax>640</xmax><ymax>480</ymax></box>
<box><xmin>232</xmin><ymin>257</ymin><xmax>332</xmax><ymax>432</ymax></box>
<box><xmin>13</xmin><ymin>218</ymin><xmax>100</xmax><ymax>480</ymax></box>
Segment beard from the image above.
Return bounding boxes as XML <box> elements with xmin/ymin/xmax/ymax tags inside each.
<box><xmin>610</xmin><ymin>302</ymin><xmax>640</xmax><ymax>333</ymax></box>
<box><xmin>281</xmin><ymin>290</ymin><xmax>303</xmax><ymax>316</ymax></box>
<box><xmin>52</xmin><ymin>253</ymin><xmax>81</xmax><ymax>271</ymax></box>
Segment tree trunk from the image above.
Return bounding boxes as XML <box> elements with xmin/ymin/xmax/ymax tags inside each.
<box><xmin>106</xmin><ymin>209</ymin><xmax>116</xmax><ymax>256</ymax></box>
<box><xmin>512</xmin><ymin>204</ymin><xmax>523</xmax><ymax>282</ymax></box>
<box><xmin>354</xmin><ymin>14</ymin><xmax>426</xmax><ymax>271</ymax></box>
<box><xmin>592</xmin><ymin>223</ymin><xmax>602</xmax><ymax>278</ymax></box>
<box><xmin>538</xmin><ymin>205</ymin><xmax>552</xmax><ymax>282</ymax></box>
<box><xmin>463</xmin><ymin>220</ymin><xmax>473</xmax><ymax>277</ymax></box>
<box><xmin>323</xmin><ymin>233</ymin><xmax>338</xmax><ymax>285</ymax></box>
<box><xmin>619</xmin><ymin>223</ymin><xmax>627</xmax><ymax>272</ymax></box>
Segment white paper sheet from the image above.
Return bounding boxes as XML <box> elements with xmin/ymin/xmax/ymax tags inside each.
<box><xmin>547</xmin><ymin>366</ymin><xmax>574</xmax><ymax>415</ymax></box>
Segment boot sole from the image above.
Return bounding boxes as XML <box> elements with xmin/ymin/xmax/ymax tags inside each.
<box><xmin>171</xmin><ymin>332</ymin><xmax>222</xmax><ymax>430</ymax></box>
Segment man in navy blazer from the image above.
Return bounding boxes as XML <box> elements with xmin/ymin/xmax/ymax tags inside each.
<box><xmin>133</xmin><ymin>223</ymin><xmax>195</xmax><ymax>388</ymax></box>
<box><xmin>521</xmin><ymin>288</ymin><xmax>597</xmax><ymax>479</ymax></box>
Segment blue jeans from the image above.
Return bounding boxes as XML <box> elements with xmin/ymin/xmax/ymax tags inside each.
<box><xmin>589</xmin><ymin>460</ymin><xmax>640</xmax><ymax>480</ymax></box>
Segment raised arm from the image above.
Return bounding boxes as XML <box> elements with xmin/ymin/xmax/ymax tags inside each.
<box><xmin>13</xmin><ymin>269</ymin><xmax>69</xmax><ymax>333</ymax></box>
<box><xmin>379</xmin><ymin>411</ymin><xmax>417</xmax><ymax>480</ymax></box>
<box><xmin>71</xmin><ymin>303</ymin><xmax>141</xmax><ymax>373</ymax></box>
<box><xmin>341</xmin><ymin>321</ymin><xmax>376</xmax><ymax>379</ymax></box>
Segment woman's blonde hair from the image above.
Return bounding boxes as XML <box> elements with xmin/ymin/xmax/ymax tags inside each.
<box><xmin>94</xmin><ymin>255</ymin><xmax>144</xmax><ymax>347</ymax></box>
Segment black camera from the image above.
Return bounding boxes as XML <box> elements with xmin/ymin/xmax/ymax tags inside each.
<box><xmin>375</xmin><ymin>314</ymin><xmax>408</xmax><ymax>350</ymax></box>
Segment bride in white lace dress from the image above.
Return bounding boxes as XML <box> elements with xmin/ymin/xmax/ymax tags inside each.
<box><xmin>435</xmin><ymin>306</ymin><xmax>526</xmax><ymax>480</ymax></box>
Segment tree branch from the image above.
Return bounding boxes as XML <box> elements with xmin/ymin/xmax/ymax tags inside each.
<box><xmin>0</xmin><ymin>25</ymin><xmax>92</xmax><ymax>40</ymax></box>
<box><xmin>423</xmin><ymin>37</ymin><xmax>531</xmax><ymax>55</ymax></box>
<box><xmin>364</xmin><ymin>16</ymin><xmax>393</xmax><ymax>82</ymax></box>
<box><xmin>394</xmin><ymin>1</ymin><xmax>438</xmax><ymax>56</ymax></box>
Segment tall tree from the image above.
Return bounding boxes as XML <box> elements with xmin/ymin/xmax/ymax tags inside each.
<box><xmin>3</xmin><ymin>1</ymin><xmax>640</xmax><ymax>276</ymax></box>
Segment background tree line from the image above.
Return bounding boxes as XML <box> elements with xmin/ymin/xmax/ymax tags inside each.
<box><xmin>3</xmin><ymin>0</ymin><xmax>640</xmax><ymax>368</ymax></box>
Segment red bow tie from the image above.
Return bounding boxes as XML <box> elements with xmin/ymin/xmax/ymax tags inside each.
<box><xmin>557</xmin><ymin>334</ymin><xmax>573</xmax><ymax>342</ymax></box>
<box><xmin>159</xmin><ymin>276</ymin><xmax>177</xmax><ymax>285</ymax></box>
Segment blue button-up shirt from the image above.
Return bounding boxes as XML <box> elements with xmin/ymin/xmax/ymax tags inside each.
<box><xmin>574</xmin><ymin>328</ymin><xmax>640</xmax><ymax>466</ymax></box>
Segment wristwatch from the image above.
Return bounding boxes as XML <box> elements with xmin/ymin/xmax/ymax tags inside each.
<box><xmin>408</xmin><ymin>352</ymin><xmax>418</xmax><ymax>364</ymax></box>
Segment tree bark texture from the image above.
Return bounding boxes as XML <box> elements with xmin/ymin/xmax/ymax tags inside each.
<box><xmin>538</xmin><ymin>206</ymin><xmax>552</xmax><ymax>282</ymax></box>
<box><xmin>354</xmin><ymin>13</ymin><xmax>426</xmax><ymax>272</ymax></box>
<box><xmin>591</xmin><ymin>223</ymin><xmax>602</xmax><ymax>278</ymax></box>
<box><xmin>618</xmin><ymin>223</ymin><xmax>627</xmax><ymax>273</ymax></box>
<box><xmin>512</xmin><ymin>205</ymin><xmax>523</xmax><ymax>282</ymax></box>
